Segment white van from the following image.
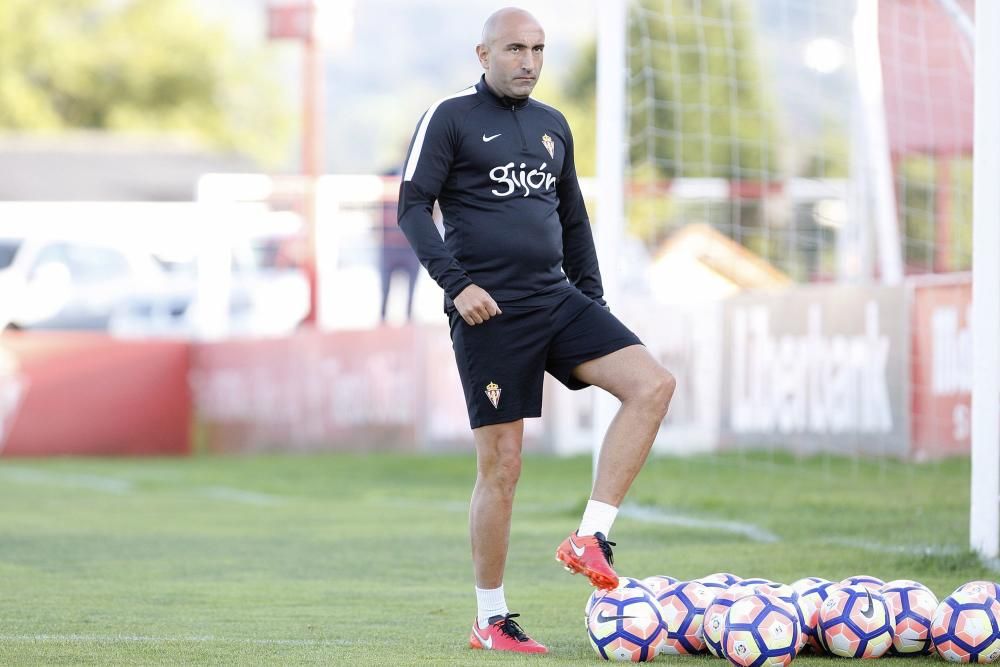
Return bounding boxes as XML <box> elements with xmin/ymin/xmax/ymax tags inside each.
<box><xmin>0</xmin><ymin>221</ymin><xmax>165</xmax><ymax>331</ymax></box>
<box><xmin>0</xmin><ymin>202</ymin><xmax>309</xmax><ymax>337</ymax></box>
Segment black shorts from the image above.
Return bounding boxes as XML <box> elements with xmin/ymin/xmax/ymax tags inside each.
<box><xmin>447</xmin><ymin>287</ymin><xmax>642</xmax><ymax>429</ymax></box>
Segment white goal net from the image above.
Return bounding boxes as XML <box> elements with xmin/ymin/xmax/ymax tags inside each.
<box><xmin>602</xmin><ymin>0</ymin><xmax>987</xmax><ymax>547</ymax></box>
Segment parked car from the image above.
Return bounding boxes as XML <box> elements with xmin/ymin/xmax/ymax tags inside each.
<box><xmin>0</xmin><ymin>212</ymin><xmax>309</xmax><ymax>338</ymax></box>
<box><xmin>0</xmin><ymin>227</ymin><xmax>166</xmax><ymax>331</ymax></box>
<box><xmin>109</xmin><ymin>235</ymin><xmax>309</xmax><ymax>339</ymax></box>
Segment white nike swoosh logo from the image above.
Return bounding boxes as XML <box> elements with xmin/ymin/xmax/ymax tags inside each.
<box><xmin>472</xmin><ymin>625</ymin><xmax>493</xmax><ymax>649</ymax></box>
<box><xmin>569</xmin><ymin>537</ymin><xmax>586</xmax><ymax>557</ymax></box>
<box><xmin>482</xmin><ymin>133</ymin><xmax>501</xmax><ymax>142</ymax></box>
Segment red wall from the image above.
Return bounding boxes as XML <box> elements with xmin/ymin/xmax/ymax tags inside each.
<box><xmin>0</xmin><ymin>333</ymin><xmax>191</xmax><ymax>456</ymax></box>
<box><xmin>0</xmin><ymin>276</ymin><xmax>979</xmax><ymax>458</ymax></box>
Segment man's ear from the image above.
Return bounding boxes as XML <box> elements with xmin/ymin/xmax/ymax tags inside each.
<box><xmin>476</xmin><ymin>44</ymin><xmax>489</xmax><ymax>69</ymax></box>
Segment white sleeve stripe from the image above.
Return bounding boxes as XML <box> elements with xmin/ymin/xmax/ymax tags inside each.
<box><xmin>403</xmin><ymin>86</ymin><xmax>477</xmax><ymax>182</ymax></box>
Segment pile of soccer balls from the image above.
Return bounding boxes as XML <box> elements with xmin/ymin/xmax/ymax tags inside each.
<box><xmin>585</xmin><ymin>574</ymin><xmax>1000</xmax><ymax>664</ymax></box>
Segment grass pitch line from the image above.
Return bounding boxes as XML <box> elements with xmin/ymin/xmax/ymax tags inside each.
<box><xmin>619</xmin><ymin>502</ymin><xmax>781</xmax><ymax>543</ymax></box>
<box><xmin>197</xmin><ymin>486</ymin><xmax>285</xmax><ymax>506</ymax></box>
<box><xmin>383</xmin><ymin>498</ymin><xmax>780</xmax><ymax>543</ymax></box>
<box><xmin>0</xmin><ymin>466</ymin><xmax>133</xmax><ymax>494</ymax></box>
<box><xmin>822</xmin><ymin>536</ymin><xmax>964</xmax><ymax>557</ymax></box>
<box><xmin>0</xmin><ymin>634</ymin><xmax>352</xmax><ymax>647</ymax></box>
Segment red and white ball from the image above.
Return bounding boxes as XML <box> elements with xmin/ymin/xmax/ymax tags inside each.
<box><xmin>656</xmin><ymin>580</ymin><xmax>716</xmax><ymax>655</ymax></box>
<box><xmin>588</xmin><ymin>587</ymin><xmax>666</xmax><ymax>662</ymax></box>
<box><xmin>703</xmin><ymin>584</ymin><xmax>756</xmax><ymax>657</ymax></box>
<box><xmin>840</xmin><ymin>575</ymin><xmax>885</xmax><ymax>592</ymax></box>
<box><xmin>931</xmin><ymin>591</ymin><xmax>1000</xmax><ymax>663</ymax></box>
<box><xmin>641</xmin><ymin>575</ymin><xmax>679</xmax><ymax>598</ymax></box>
<box><xmin>954</xmin><ymin>582</ymin><xmax>1000</xmax><ymax>604</ymax></box>
<box><xmin>723</xmin><ymin>593</ymin><xmax>799</xmax><ymax>667</ymax></box>
<box><xmin>817</xmin><ymin>586</ymin><xmax>894</xmax><ymax>658</ymax></box>
<box><xmin>791</xmin><ymin>577</ymin><xmax>836</xmax><ymax>653</ymax></box>
<box><xmin>881</xmin><ymin>580</ymin><xmax>938</xmax><ymax>655</ymax></box>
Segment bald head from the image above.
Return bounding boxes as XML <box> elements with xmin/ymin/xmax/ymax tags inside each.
<box><xmin>476</xmin><ymin>7</ymin><xmax>545</xmax><ymax>99</ymax></box>
<box><xmin>481</xmin><ymin>7</ymin><xmax>542</xmax><ymax>47</ymax></box>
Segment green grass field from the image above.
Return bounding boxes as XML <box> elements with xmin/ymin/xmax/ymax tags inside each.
<box><xmin>0</xmin><ymin>451</ymin><xmax>993</xmax><ymax>665</ymax></box>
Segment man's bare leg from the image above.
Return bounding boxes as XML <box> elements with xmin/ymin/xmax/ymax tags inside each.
<box><xmin>574</xmin><ymin>344</ymin><xmax>675</xmax><ymax>505</ymax></box>
<box><xmin>556</xmin><ymin>344</ymin><xmax>674</xmax><ymax>588</ymax></box>
<box><xmin>468</xmin><ymin>419</ymin><xmax>549</xmax><ymax>652</ymax></box>
<box><xmin>470</xmin><ymin>420</ymin><xmax>524</xmax><ymax>589</ymax></box>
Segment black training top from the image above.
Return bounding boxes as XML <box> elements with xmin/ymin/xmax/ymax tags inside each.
<box><xmin>397</xmin><ymin>75</ymin><xmax>605</xmax><ymax>306</ymax></box>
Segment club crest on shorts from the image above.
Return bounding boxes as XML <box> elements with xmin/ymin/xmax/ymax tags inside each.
<box><xmin>485</xmin><ymin>381</ymin><xmax>501</xmax><ymax>409</ymax></box>
<box><xmin>541</xmin><ymin>133</ymin><xmax>555</xmax><ymax>159</ymax></box>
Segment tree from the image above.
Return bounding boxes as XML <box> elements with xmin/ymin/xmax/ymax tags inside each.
<box><xmin>0</xmin><ymin>0</ymin><xmax>291</xmax><ymax>165</ymax></box>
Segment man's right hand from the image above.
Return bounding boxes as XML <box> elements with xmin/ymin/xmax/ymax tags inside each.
<box><xmin>454</xmin><ymin>284</ymin><xmax>502</xmax><ymax>325</ymax></box>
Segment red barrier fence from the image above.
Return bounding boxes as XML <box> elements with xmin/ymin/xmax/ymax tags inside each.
<box><xmin>0</xmin><ymin>276</ymin><xmax>978</xmax><ymax>458</ymax></box>
<box><xmin>189</xmin><ymin>326</ymin><xmax>423</xmax><ymax>453</ymax></box>
<box><xmin>0</xmin><ymin>333</ymin><xmax>191</xmax><ymax>456</ymax></box>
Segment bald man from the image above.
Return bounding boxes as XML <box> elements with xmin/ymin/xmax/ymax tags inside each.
<box><xmin>398</xmin><ymin>7</ymin><xmax>675</xmax><ymax>654</ymax></box>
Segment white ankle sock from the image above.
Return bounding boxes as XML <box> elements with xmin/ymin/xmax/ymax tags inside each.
<box><xmin>476</xmin><ymin>585</ymin><xmax>509</xmax><ymax>627</ymax></box>
<box><xmin>578</xmin><ymin>499</ymin><xmax>619</xmax><ymax>538</ymax></box>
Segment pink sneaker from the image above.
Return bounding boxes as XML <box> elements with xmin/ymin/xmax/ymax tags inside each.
<box><xmin>468</xmin><ymin>613</ymin><xmax>548</xmax><ymax>654</ymax></box>
<box><xmin>555</xmin><ymin>531</ymin><xmax>619</xmax><ymax>590</ymax></box>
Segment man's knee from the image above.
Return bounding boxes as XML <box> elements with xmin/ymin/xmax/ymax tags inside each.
<box><xmin>475</xmin><ymin>425</ymin><xmax>524</xmax><ymax>492</ymax></box>
<box><xmin>480</xmin><ymin>450</ymin><xmax>522</xmax><ymax>494</ymax></box>
<box><xmin>483</xmin><ymin>452</ymin><xmax>522</xmax><ymax>492</ymax></box>
<box><xmin>634</xmin><ymin>367</ymin><xmax>676</xmax><ymax>419</ymax></box>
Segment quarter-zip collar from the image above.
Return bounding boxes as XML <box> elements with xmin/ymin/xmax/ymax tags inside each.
<box><xmin>476</xmin><ymin>75</ymin><xmax>530</xmax><ymax>110</ymax></box>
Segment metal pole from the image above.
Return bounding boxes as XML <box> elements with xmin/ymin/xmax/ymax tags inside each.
<box><xmin>970</xmin><ymin>0</ymin><xmax>1000</xmax><ymax>560</ymax></box>
<box><xmin>592</xmin><ymin>0</ymin><xmax>627</xmax><ymax>478</ymax></box>
<box><xmin>852</xmin><ymin>0</ymin><xmax>904</xmax><ymax>284</ymax></box>
<box><xmin>301</xmin><ymin>0</ymin><xmax>322</xmax><ymax>326</ymax></box>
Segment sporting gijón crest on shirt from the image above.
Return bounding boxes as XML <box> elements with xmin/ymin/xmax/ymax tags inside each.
<box><xmin>397</xmin><ymin>75</ymin><xmax>605</xmax><ymax>307</ymax></box>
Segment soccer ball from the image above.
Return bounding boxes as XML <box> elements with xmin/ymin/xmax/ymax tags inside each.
<box><xmin>791</xmin><ymin>576</ymin><xmax>828</xmax><ymax>589</ymax></box>
<box><xmin>954</xmin><ymin>582</ymin><xmax>1000</xmax><ymax>603</ymax></box>
<box><xmin>588</xmin><ymin>587</ymin><xmax>666</xmax><ymax>662</ymax></box>
<box><xmin>932</xmin><ymin>591</ymin><xmax>1000</xmax><ymax>663</ymax></box>
<box><xmin>818</xmin><ymin>586</ymin><xmax>894</xmax><ymax>658</ymax></box>
<box><xmin>641</xmin><ymin>575</ymin><xmax>679</xmax><ymax>597</ymax></box>
<box><xmin>840</xmin><ymin>575</ymin><xmax>885</xmax><ymax>592</ymax></box>
<box><xmin>698</xmin><ymin>578</ymin><xmax>732</xmax><ymax>600</ymax></box>
<box><xmin>723</xmin><ymin>593</ymin><xmax>799</xmax><ymax>667</ymax></box>
<box><xmin>881</xmin><ymin>580</ymin><xmax>938</xmax><ymax>655</ymax></box>
<box><xmin>587</xmin><ymin>589</ymin><xmax>607</xmax><ymax>627</ymax></box>
<box><xmin>703</xmin><ymin>584</ymin><xmax>756</xmax><ymax>657</ymax></box>
<box><xmin>882</xmin><ymin>578</ymin><xmax>932</xmax><ymax>593</ymax></box>
<box><xmin>619</xmin><ymin>576</ymin><xmax>656</xmax><ymax>594</ymax></box>
<box><xmin>791</xmin><ymin>578</ymin><xmax>836</xmax><ymax>652</ymax></box>
<box><xmin>749</xmin><ymin>583</ymin><xmax>811</xmax><ymax>653</ymax></box>
<box><xmin>656</xmin><ymin>580</ymin><xmax>716</xmax><ymax>655</ymax></box>
<box><xmin>586</xmin><ymin>577</ymin><xmax>656</xmax><ymax>627</ymax></box>
<box><xmin>701</xmin><ymin>572</ymin><xmax>743</xmax><ymax>587</ymax></box>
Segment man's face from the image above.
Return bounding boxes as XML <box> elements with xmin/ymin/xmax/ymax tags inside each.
<box><xmin>477</xmin><ymin>14</ymin><xmax>545</xmax><ymax>100</ymax></box>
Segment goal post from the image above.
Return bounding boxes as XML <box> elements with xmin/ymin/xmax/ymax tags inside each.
<box><xmin>970</xmin><ymin>0</ymin><xmax>1000</xmax><ymax>560</ymax></box>
<box><xmin>592</xmin><ymin>0</ymin><xmax>628</xmax><ymax>475</ymax></box>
